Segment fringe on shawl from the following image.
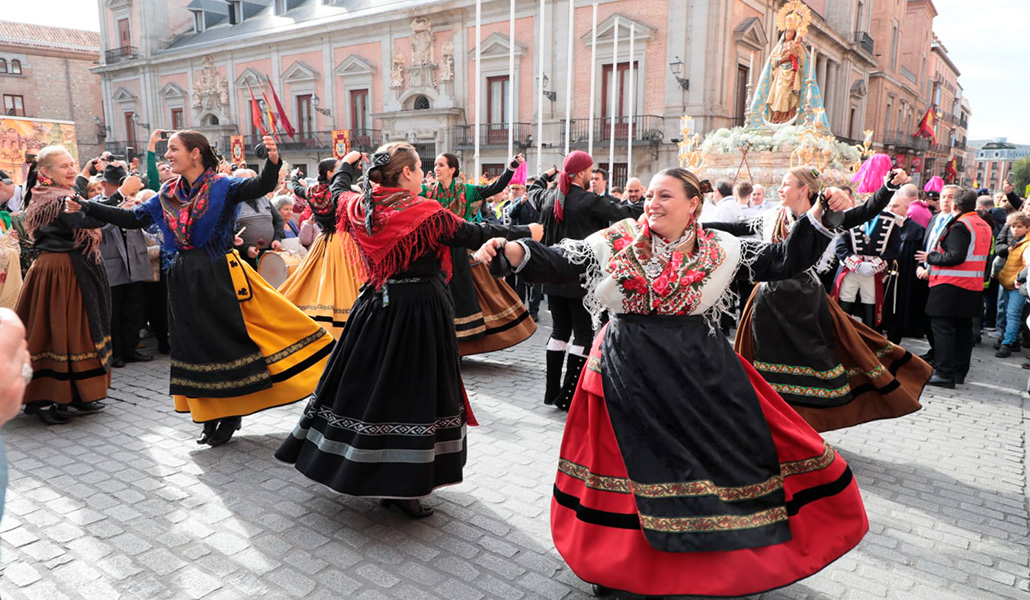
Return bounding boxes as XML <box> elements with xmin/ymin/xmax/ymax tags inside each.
<box><xmin>24</xmin><ymin>186</ymin><xmax>102</xmax><ymax>263</ymax></box>
<box><xmin>340</xmin><ymin>197</ymin><xmax>463</xmax><ymax>291</ymax></box>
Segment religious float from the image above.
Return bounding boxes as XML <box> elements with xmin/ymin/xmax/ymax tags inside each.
<box><xmin>682</xmin><ymin>0</ymin><xmax>869</xmax><ymax>189</ymax></box>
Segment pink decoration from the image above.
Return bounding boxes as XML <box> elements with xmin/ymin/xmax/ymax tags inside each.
<box><xmin>924</xmin><ymin>176</ymin><xmax>944</xmax><ymax>193</ymax></box>
<box><xmin>853</xmin><ymin>154</ymin><xmax>893</xmax><ymax>194</ymax></box>
<box><xmin>511</xmin><ymin>162</ymin><xmax>528</xmax><ymax>186</ymax></box>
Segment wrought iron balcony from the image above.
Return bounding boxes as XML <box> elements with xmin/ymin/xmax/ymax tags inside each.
<box><xmin>105</xmin><ymin>46</ymin><xmax>139</xmax><ymax>64</ymax></box>
<box><xmin>560</xmin><ymin>115</ymin><xmax>665</xmax><ymax>147</ymax></box>
<box><xmin>853</xmin><ymin>32</ymin><xmax>874</xmax><ymax>55</ymax></box>
<box><xmin>883</xmin><ymin>131</ymin><xmax>929</xmax><ymax>151</ymax></box>
<box><xmin>241</xmin><ymin>130</ymin><xmax>381</xmax><ymax>154</ymax></box>
<box><xmin>453</xmin><ymin>123</ymin><xmax>534</xmax><ymax>149</ymax></box>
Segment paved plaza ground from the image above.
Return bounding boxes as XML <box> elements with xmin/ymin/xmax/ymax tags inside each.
<box><xmin>0</xmin><ymin>315</ymin><xmax>1027</xmax><ymax>599</ymax></box>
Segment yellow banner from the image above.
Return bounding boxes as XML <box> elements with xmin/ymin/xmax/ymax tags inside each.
<box><xmin>331</xmin><ymin>130</ymin><xmax>351</xmax><ymax>160</ymax></box>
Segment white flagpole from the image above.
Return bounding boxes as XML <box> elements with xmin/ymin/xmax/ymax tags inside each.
<box><xmin>563</xmin><ymin>0</ymin><xmax>574</xmax><ymax>154</ymax></box>
<box><xmin>475</xmin><ymin>0</ymin><xmax>483</xmax><ymax>180</ymax></box>
<box><xmin>627</xmin><ymin>23</ymin><xmax>635</xmax><ymax>179</ymax></box>
<box><xmin>587</xmin><ymin>4</ymin><xmax>597</xmax><ymax>157</ymax></box>
<box><xmin>508</xmin><ymin>0</ymin><xmax>516</xmax><ymax>159</ymax></box>
<box><xmin>608</xmin><ymin>16</ymin><xmax>619</xmax><ymax>178</ymax></box>
<box><xmin>536</xmin><ymin>0</ymin><xmax>546</xmax><ymax>173</ymax></box>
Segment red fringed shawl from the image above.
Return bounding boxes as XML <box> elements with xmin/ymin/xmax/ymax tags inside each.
<box><xmin>338</xmin><ymin>187</ymin><xmax>463</xmax><ymax>290</ymax></box>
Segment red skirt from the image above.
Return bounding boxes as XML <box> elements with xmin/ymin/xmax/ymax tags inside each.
<box><xmin>551</xmin><ymin>333</ymin><xmax>869</xmax><ymax>597</ymax></box>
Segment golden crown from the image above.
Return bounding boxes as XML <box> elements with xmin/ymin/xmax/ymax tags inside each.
<box><xmin>776</xmin><ymin>0</ymin><xmax>812</xmax><ymax>38</ymax></box>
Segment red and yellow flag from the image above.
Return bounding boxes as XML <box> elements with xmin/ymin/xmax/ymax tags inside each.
<box><xmin>267</xmin><ymin>76</ymin><xmax>296</xmax><ymax>139</ymax></box>
<box><xmin>245</xmin><ymin>81</ymin><xmax>267</xmax><ymax>136</ymax></box>
<box><xmin>230</xmin><ymin>135</ymin><xmax>245</xmax><ymax>165</ymax></box>
<box><xmin>915</xmin><ymin>106</ymin><xmax>937</xmax><ymax>144</ymax></box>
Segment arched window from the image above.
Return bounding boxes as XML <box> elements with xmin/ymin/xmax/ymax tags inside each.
<box><xmin>10</xmin><ymin>60</ymin><xmax>21</xmax><ymax>74</ymax></box>
<box><xmin>413</xmin><ymin>95</ymin><xmax>430</xmax><ymax>110</ymax></box>
<box><xmin>201</xmin><ymin>114</ymin><xmax>219</xmax><ymax>126</ymax></box>
<box><xmin>0</xmin><ymin>60</ymin><xmax>7</xmax><ymax>74</ymax></box>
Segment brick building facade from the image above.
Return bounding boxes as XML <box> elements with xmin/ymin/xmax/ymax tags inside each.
<box><xmin>0</xmin><ymin>21</ymin><xmax>105</xmax><ymax>164</ymax></box>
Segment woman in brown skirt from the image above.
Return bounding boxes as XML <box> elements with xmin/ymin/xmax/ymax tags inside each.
<box><xmin>709</xmin><ymin>166</ymin><xmax>930</xmax><ymax>432</ymax></box>
<box><xmin>16</xmin><ymin>145</ymin><xmax>112</xmax><ymax>425</ymax></box>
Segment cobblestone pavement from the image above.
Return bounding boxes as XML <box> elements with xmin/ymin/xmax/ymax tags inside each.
<box><xmin>0</xmin><ymin>315</ymin><xmax>1028</xmax><ymax>600</ymax></box>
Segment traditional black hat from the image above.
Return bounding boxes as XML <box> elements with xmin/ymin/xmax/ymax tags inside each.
<box><xmin>102</xmin><ymin>164</ymin><xmax>127</xmax><ymax>185</ymax></box>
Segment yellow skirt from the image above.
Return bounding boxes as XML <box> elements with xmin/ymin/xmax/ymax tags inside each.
<box><xmin>277</xmin><ymin>232</ymin><xmax>363</xmax><ymax>339</ymax></box>
<box><xmin>173</xmin><ymin>252</ymin><xmax>333</xmax><ymax>422</ymax></box>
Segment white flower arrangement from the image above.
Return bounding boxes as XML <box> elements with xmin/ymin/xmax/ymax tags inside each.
<box><xmin>700</xmin><ymin>126</ymin><xmax>861</xmax><ymax>172</ymax></box>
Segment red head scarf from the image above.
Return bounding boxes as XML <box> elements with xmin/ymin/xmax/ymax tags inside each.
<box><xmin>555</xmin><ymin>151</ymin><xmax>595</xmax><ymax>221</ymax></box>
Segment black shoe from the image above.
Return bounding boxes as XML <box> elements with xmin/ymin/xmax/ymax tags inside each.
<box><xmin>197</xmin><ymin>421</ymin><xmax>218</xmax><ymax>445</ymax></box>
<box><xmin>996</xmin><ymin>347</ymin><xmax>1013</xmax><ymax>358</ymax></box>
<box><xmin>207</xmin><ymin>417</ymin><xmax>242</xmax><ymax>447</ymax></box>
<box><xmin>379</xmin><ymin>498</ymin><xmax>434</xmax><ymax>519</ymax></box>
<box><xmin>124</xmin><ymin>351</ymin><xmax>153</xmax><ymax>363</ymax></box>
<box><xmin>918</xmin><ymin>351</ymin><xmax>934</xmax><ymax>363</ymax></box>
<box><xmin>111</xmin><ymin>357</ymin><xmax>126</xmax><ymax>368</ymax></box>
<box><xmin>67</xmin><ymin>399</ymin><xmax>106</xmax><ymax>414</ymax></box>
<box><xmin>927</xmin><ymin>374</ymin><xmax>955</xmax><ymax>389</ymax></box>
<box><xmin>24</xmin><ymin>403</ymin><xmax>71</xmax><ymax>425</ymax></box>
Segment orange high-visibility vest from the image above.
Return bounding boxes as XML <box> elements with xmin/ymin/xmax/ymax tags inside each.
<box><xmin>928</xmin><ymin>212</ymin><xmax>992</xmax><ymax>292</ymax></box>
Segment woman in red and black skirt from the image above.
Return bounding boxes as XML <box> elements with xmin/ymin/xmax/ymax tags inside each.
<box><xmin>475</xmin><ymin>167</ymin><xmax>867</xmax><ymax>598</ymax></box>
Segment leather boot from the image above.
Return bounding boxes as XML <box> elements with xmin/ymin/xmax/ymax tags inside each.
<box><xmin>544</xmin><ymin>350</ymin><xmax>565</xmax><ymax>406</ymax></box>
<box><xmin>838</xmin><ymin>300</ymin><xmax>859</xmax><ymax>320</ymax></box>
<box><xmin>860</xmin><ymin>304</ymin><xmax>876</xmax><ymax>329</ymax></box>
<box><xmin>208</xmin><ymin>416</ymin><xmax>242</xmax><ymax>447</ymax></box>
<box><xmin>554</xmin><ymin>354</ymin><xmax>588</xmax><ymax>411</ymax></box>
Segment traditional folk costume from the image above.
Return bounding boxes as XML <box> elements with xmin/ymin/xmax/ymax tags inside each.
<box><xmin>276</xmin><ymin>161</ymin><xmax>534</xmax><ymax>500</ymax></box>
<box><xmin>830</xmin><ymin>210</ymin><xmax>900</xmax><ymax>328</ymax></box>
<box><xmin>16</xmin><ymin>182</ymin><xmax>111</xmax><ymax>409</ymax></box>
<box><xmin>529</xmin><ymin>154</ymin><xmax>643</xmax><ymax>409</ymax></box>
<box><xmin>421</xmin><ymin>170</ymin><xmax>536</xmax><ymax>356</ymax></box>
<box><xmin>277</xmin><ymin>179</ymin><xmax>363</xmax><ymax>339</ymax></box>
<box><xmin>492</xmin><ymin>209</ymin><xmax>867</xmax><ymax>598</ymax></box>
<box><xmin>77</xmin><ymin>159</ymin><xmax>332</xmax><ymax>433</ymax></box>
<box><xmin>0</xmin><ymin>217</ymin><xmax>22</xmax><ymax>309</ymax></box>
<box><xmin>881</xmin><ymin>216</ymin><xmax>928</xmax><ymax>343</ymax></box>
<box><xmin>713</xmin><ymin>181</ymin><xmax>930</xmax><ymax>433</ymax></box>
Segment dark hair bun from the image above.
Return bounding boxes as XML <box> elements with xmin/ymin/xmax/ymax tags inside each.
<box><xmin>366</xmin><ymin>167</ymin><xmax>385</xmax><ymax>185</ymax></box>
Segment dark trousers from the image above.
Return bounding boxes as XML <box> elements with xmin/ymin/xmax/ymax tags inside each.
<box><xmin>983</xmin><ymin>279</ymin><xmax>999</xmax><ymax>329</ymax></box>
<box><xmin>548</xmin><ymin>295</ymin><xmax>594</xmax><ymax>350</ymax></box>
<box><xmin>930</xmin><ymin>316</ymin><xmax>974</xmax><ymax>381</ymax></box>
<box><xmin>110</xmin><ymin>282</ymin><xmax>145</xmax><ymax>360</ymax></box>
<box><xmin>507</xmin><ymin>274</ymin><xmax>542</xmax><ymax>316</ymax></box>
<box><xmin>143</xmin><ymin>273</ymin><xmax>170</xmax><ymax>352</ymax></box>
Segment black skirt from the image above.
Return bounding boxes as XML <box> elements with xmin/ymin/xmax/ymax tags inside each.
<box><xmin>276</xmin><ymin>275</ymin><xmax>468</xmax><ymax>498</ymax></box>
<box><xmin>449</xmin><ymin>247</ymin><xmax>487</xmax><ymax>341</ymax></box>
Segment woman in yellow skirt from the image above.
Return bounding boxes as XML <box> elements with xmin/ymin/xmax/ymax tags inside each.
<box><xmin>278</xmin><ymin>158</ymin><xmax>363</xmax><ymax>339</ymax></box>
<box><xmin>70</xmin><ymin>131</ymin><xmax>332</xmax><ymax>446</ymax></box>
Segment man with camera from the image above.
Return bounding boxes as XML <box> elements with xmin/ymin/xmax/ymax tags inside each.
<box><xmin>75</xmin><ymin>163</ymin><xmax>154</xmax><ymax>368</ymax></box>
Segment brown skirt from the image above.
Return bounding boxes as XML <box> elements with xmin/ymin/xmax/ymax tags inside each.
<box><xmin>736</xmin><ymin>286</ymin><xmax>929</xmax><ymax>433</ymax></box>
<box><xmin>458</xmin><ymin>261</ymin><xmax>536</xmax><ymax>356</ymax></box>
<box><xmin>16</xmin><ymin>252</ymin><xmax>111</xmax><ymax>405</ymax></box>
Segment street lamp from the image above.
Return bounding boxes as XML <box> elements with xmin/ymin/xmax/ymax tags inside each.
<box><xmin>93</xmin><ymin>115</ymin><xmax>109</xmax><ymax>139</ymax></box>
<box><xmin>669</xmin><ymin>57</ymin><xmax>689</xmax><ymax>91</ymax></box>
<box><xmin>131</xmin><ymin>112</ymin><xmax>150</xmax><ymax>130</ymax></box>
<box><xmin>541</xmin><ymin>74</ymin><xmax>556</xmax><ymax>102</ymax></box>
<box><xmin>311</xmin><ymin>94</ymin><xmax>331</xmax><ymax>117</ymax></box>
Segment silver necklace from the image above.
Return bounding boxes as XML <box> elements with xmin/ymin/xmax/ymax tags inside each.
<box><xmin>645</xmin><ymin>229</ymin><xmax>695</xmax><ymax>280</ymax></box>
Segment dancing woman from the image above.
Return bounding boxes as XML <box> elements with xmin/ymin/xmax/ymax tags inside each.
<box><xmin>277</xmin><ymin>157</ymin><xmax>364</xmax><ymax>339</ymax></box>
<box><xmin>711</xmin><ymin>167</ymin><xmax>930</xmax><ymax>432</ymax></box>
<box><xmin>275</xmin><ymin>143</ymin><xmax>542</xmax><ymax>518</ymax></box>
<box><xmin>67</xmin><ymin>131</ymin><xmax>333</xmax><ymax>446</ymax></box>
<box><xmin>474</xmin><ymin>167</ymin><xmax>866</xmax><ymax>598</ymax></box>
<box><xmin>421</xmin><ymin>153</ymin><xmax>536</xmax><ymax>355</ymax></box>
<box><xmin>16</xmin><ymin>145</ymin><xmax>111</xmax><ymax>424</ymax></box>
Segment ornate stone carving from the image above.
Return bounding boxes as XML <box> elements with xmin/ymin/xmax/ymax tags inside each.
<box><xmin>390</xmin><ymin>50</ymin><xmax>405</xmax><ymax>90</ymax></box>
<box><xmin>192</xmin><ymin>55</ymin><xmax>231</xmax><ymax>125</ymax></box>
<box><xmin>440</xmin><ymin>41</ymin><xmax>454</xmax><ymax>83</ymax></box>
<box><xmin>411</xmin><ymin>18</ymin><xmax>434</xmax><ymax>66</ymax></box>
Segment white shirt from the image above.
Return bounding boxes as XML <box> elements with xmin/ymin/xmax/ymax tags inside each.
<box><xmin>711</xmin><ymin>196</ymin><xmax>745</xmax><ymax>223</ymax></box>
